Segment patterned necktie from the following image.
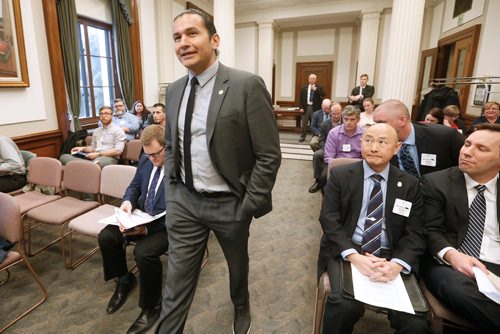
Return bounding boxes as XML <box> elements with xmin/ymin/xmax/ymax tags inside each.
<box><xmin>400</xmin><ymin>144</ymin><xmax>420</xmax><ymax>178</ymax></box>
<box><xmin>459</xmin><ymin>185</ymin><xmax>487</xmax><ymax>258</ymax></box>
<box><xmin>144</xmin><ymin>168</ymin><xmax>161</xmax><ymax>215</ymax></box>
<box><xmin>183</xmin><ymin>76</ymin><xmax>198</xmax><ymax>192</ymax></box>
<box><xmin>309</xmin><ymin>88</ymin><xmax>314</xmax><ymax>104</ymax></box>
<box><xmin>361</xmin><ymin>174</ymin><xmax>384</xmax><ymax>256</ymax></box>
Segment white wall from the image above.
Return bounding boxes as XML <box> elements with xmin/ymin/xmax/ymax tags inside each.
<box><xmin>279</xmin><ymin>31</ymin><xmax>294</xmax><ymax>99</ymax></box>
<box><xmin>0</xmin><ymin>0</ymin><xmax>58</xmax><ymax>137</ymax></box>
<box><xmin>428</xmin><ymin>1</ymin><xmax>444</xmax><ymax>48</ymax></box>
<box><xmin>235</xmin><ymin>24</ymin><xmax>258</xmax><ymax>74</ymax></box>
<box><xmin>76</xmin><ymin>0</ymin><xmax>111</xmax><ymax>23</ymax></box>
<box><xmin>335</xmin><ymin>27</ymin><xmax>353</xmax><ymax>98</ymax></box>
<box><xmin>296</xmin><ymin>28</ymin><xmax>335</xmax><ymax>56</ymax></box>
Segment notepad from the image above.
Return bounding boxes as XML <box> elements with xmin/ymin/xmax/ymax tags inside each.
<box><xmin>98</xmin><ymin>208</ymin><xmax>166</xmax><ymax>229</ymax></box>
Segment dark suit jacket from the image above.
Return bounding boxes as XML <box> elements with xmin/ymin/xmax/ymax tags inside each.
<box><xmin>300</xmin><ymin>84</ymin><xmax>325</xmax><ymax>112</ymax></box>
<box><xmin>317</xmin><ymin>161</ymin><xmax>426</xmax><ymax>278</ymax></box>
<box><xmin>422</xmin><ymin>167</ymin><xmax>500</xmax><ymax>256</ymax></box>
<box><xmin>391</xmin><ymin>122</ymin><xmax>465</xmax><ymax>176</ymax></box>
<box><xmin>123</xmin><ymin>155</ymin><xmax>166</xmax><ymax>234</ymax></box>
<box><xmin>349</xmin><ymin>85</ymin><xmax>374</xmax><ymax>107</ymax></box>
<box><xmin>311</xmin><ymin>109</ymin><xmax>328</xmax><ymax>135</ymax></box>
<box><xmin>318</xmin><ymin>120</ymin><xmax>340</xmax><ymax>149</ymax></box>
<box><xmin>164</xmin><ymin>63</ymin><xmax>281</xmax><ymax>218</ymax></box>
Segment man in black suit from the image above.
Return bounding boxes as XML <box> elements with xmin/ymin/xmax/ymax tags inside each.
<box><xmin>299</xmin><ymin>73</ymin><xmax>325</xmax><ymax>142</ymax></box>
<box><xmin>318</xmin><ymin>123</ymin><xmax>428</xmax><ymax>334</ymax></box>
<box><xmin>98</xmin><ymin>125</ymin><xmax>168</xmax><ymax>334</ymax></box>
<box><xmin>156</xmin><ymin>9</ymin><xmax>281</xmax><ymax>334</ymax></box>
<box><xmin>309</xmin><ymin>102</ymin><xmax>341</xmax><ymax>193</ymax></box>
<box><xmin>373</xmin><ymin>99</ymin><xmax>464</xmax><ymax>177</ymax></box>
<box><xmin>421</xmin><ymin>123</ymin><xmax>500</xmax><ymax>331</ymax></box>
<box><xmin>348</xmin><ymin>73</ymin><xmax>374</xmax><ymax>111</ymax></box>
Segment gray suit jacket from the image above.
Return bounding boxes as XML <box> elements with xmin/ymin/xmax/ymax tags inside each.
<box><xmin>422</xmin><ymin>167</ymin><xmax>500</xmax><ymax>255</ymax></box>
<box><xmin>164</xmin><ymin>63</ymin><xmax>281</xmax><ymax>218</ymax></box>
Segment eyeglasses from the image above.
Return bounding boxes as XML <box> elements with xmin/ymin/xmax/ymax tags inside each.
<box><xmin>100</xmin><ymin>112</ymin><xmax>112</xmax><ymax>116</ymax></box>
<box><xmin>144</xmin><ymin>146</ymin><xmax>165</xmax><ymax>159</ymax></box>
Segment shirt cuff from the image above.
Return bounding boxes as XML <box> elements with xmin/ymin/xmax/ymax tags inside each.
<box><xmin>437</xmin><ymin>247</ymin><xmax>455</xmax><ymax>265</ymax></box>
<box><xmin>390</xmin><ymin>258</ymin><xmax>411</xmax><ymax>274</ymax></box>
<box><xmin>341</xmin><ymin>248</ymin><xmax>358</xmax><ymax>260</ymax></box>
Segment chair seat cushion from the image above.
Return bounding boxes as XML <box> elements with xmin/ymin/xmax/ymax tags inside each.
<box><xmin>26</xmin><ymin>197</ymin><xmax>99</xmax><ymax>224</ymax></box>
<box><xmin>0</xmin><ymin>250</ymin><xmax>21</xmax><ymax>270</ymax></box>
<box><xmin>68</xmin><ymin>204</ymin><xmax>118</xmax><ymax>237</ymax></box>
<box><xmin>14</xmin><ymin>192</ymin><xmax>61</xmax><ymax>214</ymax></box>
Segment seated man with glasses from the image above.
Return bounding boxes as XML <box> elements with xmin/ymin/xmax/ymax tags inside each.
<box><xmin>98</xmin><ymin>125</ymin><xmax>168</xmax><ymax>334</ymax></box>
<box><xmin>60</xmin><ymin>106</ymin><xmax>126</xmax><ymax>167</ymax></box>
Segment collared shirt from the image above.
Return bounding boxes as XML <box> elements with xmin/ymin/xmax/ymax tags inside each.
<box><xmin>177</xmin><ymin>61</ymin><xmax>230</xmax><ymax>193</ymax></box>
<box><xmin>438</xmin><ymin>174</ymin><xmax>500</xmax><ymax>265</ymax></box>
<box><xmin>307</xmin><ymin>85</ymin><xmax>313</xmax><ymax>105</ymax></box>
<box><xmin>324</xmin><ymin>124</ymin><xmax>363</xmax><ymax>164</ymax></box>
<box><xmin>341</xmin><ymin>161</ymin><xmax>411</xmax><ymax>273</ymax></box>
<box><xmin>91</xmin><ymin>124</ymin><xmax>126</xmax><ymax>155</ymax></box>
<box><xmin>111</xmin><ymin>111</ymin><xmax>140</xmax><ymax>141</ymax></box>
<box><xmin>359</xmin><ymin>112</ymin><xmax>375</xmax><ymax>128</ymax></box>
<box><xmin>397</xmin><ymin>124</ymin><xmax>420</xmax><ymax>173</ymax></box>
<box><xmin>0</xmin><ymin>135</ymin><xmax>25</xmax><ymax>176</ymax></box>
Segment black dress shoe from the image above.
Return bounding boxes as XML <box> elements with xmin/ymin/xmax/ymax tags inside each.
<box><xmin>233</xmin><ymin>306</ymin><xmax>251</xmax><ymax>334</ymax></box>
<box><xmin>308</xmin><ymin>182</ymin><xmax>321</xmax><ymax>193</ymax></box>
<box><xmin>127</xmin><ymin>305</ymin><xmax>161</xmax><ymax>334</ymax></box>
<box><xmin>106</xmin><ymin>274</ymin><xmax>136</xmax><ymax>314</ymax></box>
<box><xmin>298</xmin><ymin>137</ymin><xmax>305</xmax><ymax>142</ymax></box>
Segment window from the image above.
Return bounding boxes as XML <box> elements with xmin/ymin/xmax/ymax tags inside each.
<box><xmin>77</xmin><ymin>17</ymin><xmax>119</xmax><ymax>124</ymax></box>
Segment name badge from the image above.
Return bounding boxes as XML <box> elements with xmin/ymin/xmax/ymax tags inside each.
<box><xmin>393</xmin><ymin>198</ymin><xmax>412</xmax><ymax>217</ymax></box>
<box><xmin>421</xmin><ymin>153</ymin><xmax>437</xmax><ymax>167</ymax></box>
<box><xmin>342</xmin><ymin>144</ymin><xmax>351</xmax><ymax>152</ymax></box>
<box><xmin>120</xmin><ymin>119</ymin><xmax>127</xmax><ymax>125</ymax></box>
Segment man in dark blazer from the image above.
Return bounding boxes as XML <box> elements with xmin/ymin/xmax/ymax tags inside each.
<box><xmin>98</xmin><ymin>125</ymin><xmax>168</xmax><ymax>334</ymax></box>
<box><xmin>373</xmin><ymin>99</ymin><xmax>464</xmax><ymax>177</ymax></box>
<box><xmin>309</xmin><ymin>98</ymin><xmax>331</xmax><ymax>151</ymax></box>
<box><xmin>156</xmin><ymin>9</ymin><xmax>281</xmax><ymax>334</ymax></box>
<box><xmin>299</xmin><ymin>73</ymin><xmax>326</xmax><ymax>142</ymax></box>
<box><xmin>421</xmin><ymin>123</ymin><xmax>500</xmax><ymax>331</ymax></box>
<box><xmin>348</xmin><ymin>74</ymin><xmax>374</xmax><ymax>111</ymax></box>
<box><xmin>318</xmin><ymin>123</ymin><xmax>428</xmax><ymax>334</ymax></box>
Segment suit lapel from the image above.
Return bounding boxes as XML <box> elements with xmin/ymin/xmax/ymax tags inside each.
<box><xmin>140</xmin><ymin>160</ymin><xmax>154</xmax><ymax>209</ymax></box>
<box><xmin>206</xmin><ymin>64</ymin><xmax>229</xmax><ymax>145</ymax></box>
<box><xmin>384</xmin><ymin>166</ymin><xmax>405</xmax><ymax>246</ymax></box>
<box><xmin>169</xmin><ymin>76</ymin><xmax>189</xmax><ymax>172</ymax></box>
<box><xmin>449</xmin><ymin>167</ymin><xmax>469</xmax><ymax>239</ymax></box>
<box><xmin>347</xmin><ymin>163</ymin><xmax>364</xmax><ymax>234</ymax></box>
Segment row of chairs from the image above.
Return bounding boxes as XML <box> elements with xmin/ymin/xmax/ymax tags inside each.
<box><xmin>312</xmin><ymin>158</ymin><xmax>479</xmax><ymax>334</ymax></box>
<box><xmin>0</xmin><ymin>159</ymin><xmax>136</xmax><ymax>332</ymax></box>
<box><xmin>84</xmin><ymin>136</ymin><xmax>143</xmax><ymax>165</ymax></box>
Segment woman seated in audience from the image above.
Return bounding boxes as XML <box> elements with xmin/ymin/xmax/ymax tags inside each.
<box><xmin>358</xmin><ymin>97</ymin><xmax>375</xmax><ymax>128</ymax></box>
<box><xmin>424</xmin><ymin>107</ymin><xmax>444</xmax><ymax>124</ymax></box>
<box><xmin>472</xmin><ymin>101</ymin><xmax>500</xmax><ymax>125</ymax></box>
<box><xmin>443</xmin><ymin>104</ymin><xmax>467</xmax><ymax>133</ymax></box>
<box><xmin>131</xmin><ymin>100</ymin><xmax>150</xmax><ymax>138</ymax></box>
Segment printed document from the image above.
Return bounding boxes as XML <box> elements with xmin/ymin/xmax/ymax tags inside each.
<box><xmin>473</xmin><ymin>266</ymin><xmax>500</xmax><ymax>305</ymax></box>
<box><xmin>98</xmin><ymin>208</ymin><xmax>166</xmax><ymax>229</ymax></box>
<box><xmin>351</xmin><ymin>263</ymin><xmax>415</xmax><ymax>314</ymax></box>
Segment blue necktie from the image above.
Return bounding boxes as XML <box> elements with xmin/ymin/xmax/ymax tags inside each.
<box><xmin>459</xmin><ymin>185</ymin><xmax>487</xmax><ymax>258</ymax></box>
<box><xmin>361</xmin><ymin>174</ymin><xmax>384</xmax><ymax>256</ymax></box>
<box><xmin>183</xmin><ymin>77</ymin><xmax>198</xmax><ymax>191</ymax></box>
<box><xmin>400</xmin><ymin>144</ymin><xmax>420</xmax><ymax>178</ymax></box>
<box><xmin>144</xmin><ymin>168</ymin><xmax>161</xmax><ymax>215</ymax></box>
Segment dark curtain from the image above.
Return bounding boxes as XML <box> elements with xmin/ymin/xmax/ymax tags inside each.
<box><xmin>111</xmin><ymin>0</ymin><xmax>134</xmax><ymax>110</ymax></box>
<box><xmin>56</xmin><ymin>0</ymin><xmax>81</xmax><ymax>131</ymax></box>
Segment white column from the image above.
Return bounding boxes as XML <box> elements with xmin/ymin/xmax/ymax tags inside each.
<box><xmin>381</xmin><ymin>0</ymin><xmax>425</xmax><ymax>110</ymax></box>
<box><xmin>156</xmin><ymin>0</ymin><xmax>174</xmax><ymax>83</ymax></box>
<box><xmin>214</xmin><ymin>0</ymin><xmax>235</xmax><ymax>67</ymax></box>
<box><xmin>257</xmin><ymin>20</ymin><xmax>274</xmax><ymax>95</ymax></box>
<box><xmin>357</xmin><ymin>10</ymin><xmax>381</xmax><ymax>81</ymax></box>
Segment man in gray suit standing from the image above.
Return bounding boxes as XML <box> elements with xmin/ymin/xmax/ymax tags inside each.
<box><xmin>156</xmin><ymin>9</ymin><xmax>281</xmax><ymax>334</ymax></box>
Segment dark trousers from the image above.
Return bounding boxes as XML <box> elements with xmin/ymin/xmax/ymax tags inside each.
<box><xmin>301</xmin><ymin>105</ymin><xmax>314</xmax><ymax>138</ymax></box>
<box><xmin>156</xmin><ymin>182</ymin><xmax>252</xmax><ymax>334</ymax></box>
<box><xmin>0</xmin><ymin>174</ymin><xmax>26</xmax><ymax>192</ymax></box>
<box><xmin>98</xmin><ymin>224</ymin><xmax>169</xmax><ymax>310</ymax></box>
<box><xmin>323</xmin><ymin>257</ymin><xmax>429</xmax><ymax>334</ymax></box>
<box><xmin>422</xmin><ymin>259</ymin><xmax>500</xmax><ymax>332</ymax></box>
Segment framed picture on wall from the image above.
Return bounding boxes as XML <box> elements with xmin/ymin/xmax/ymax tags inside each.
<box><xmin>473</xmin><ymin>84</ymin><xmax>490</xmax><ymax>106</ymax></box>
<box><xmin>0</xmin><ymin>0</ymin><xmax>29</xmax><ymax>87</ymax></box>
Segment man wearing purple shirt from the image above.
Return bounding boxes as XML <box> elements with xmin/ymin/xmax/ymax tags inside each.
<box><xmin>324</xmin><ymin>105</ymin><xmax>364</xmax><ymax>164</ymax></box>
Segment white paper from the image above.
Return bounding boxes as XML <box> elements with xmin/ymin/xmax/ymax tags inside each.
<box><xmin>351</xmin><ymin>263</ymin><xmax>415</xmax><ymax>314</ymax></box>
<box><xmin>98</xmin><ymin>208</ymin><xmax>166</xmax><ymax>229</ymax></box>
<box><xmin>473</xmin><ymin>266</ymin><xmax>500</xmax><ymax>305</ymax></box>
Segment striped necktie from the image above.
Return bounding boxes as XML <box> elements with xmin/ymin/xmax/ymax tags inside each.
<box><xmin>144</xmin><ymin>168</ymin><xmax>161</xmax><ymax>215</ymax></box>
<box><xmin>459</xmin><ymin>185</ymin><xmax>487</xmax><ymax>258</ymax></box>
<box><xmin>361</xmin><ymin>174</ymin><xmax>384</xmax><ymax>256</ymax></box>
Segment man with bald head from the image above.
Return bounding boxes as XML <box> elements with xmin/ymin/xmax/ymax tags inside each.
<box><xmin>310</xmin><ymin>98</ymin><xmax>332</xmax><ymax>151</ymax></box>
<box><xmin>373</xmin><ymin>99</ymin><xmax>464</xmax><ymax>177</ymax></box>
<box><xmin>299</xmin><ymin>74</ymin><xmax>325</xmax><ymax>142</ymax></box>
<box><xmin>318</xmin><ymin>123</ymin><xmax>429</xmax><ymax>333</ymax></box>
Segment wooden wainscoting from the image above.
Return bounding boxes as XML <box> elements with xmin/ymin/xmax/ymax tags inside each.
<box><xmin>13</xmin><ymin>130</ymin><xmax>63</xmax><ymax>158</ymax></box>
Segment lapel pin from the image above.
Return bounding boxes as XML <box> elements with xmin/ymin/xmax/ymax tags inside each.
<box><xmin>397</xmin><ymin>181</ymin><xmax>402</xmax><ymax>187</ymax></box>
<box><xmin>218</xmin><ymin>90</ymin><xmax>224</xmax><ymax>95</ymax></box>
